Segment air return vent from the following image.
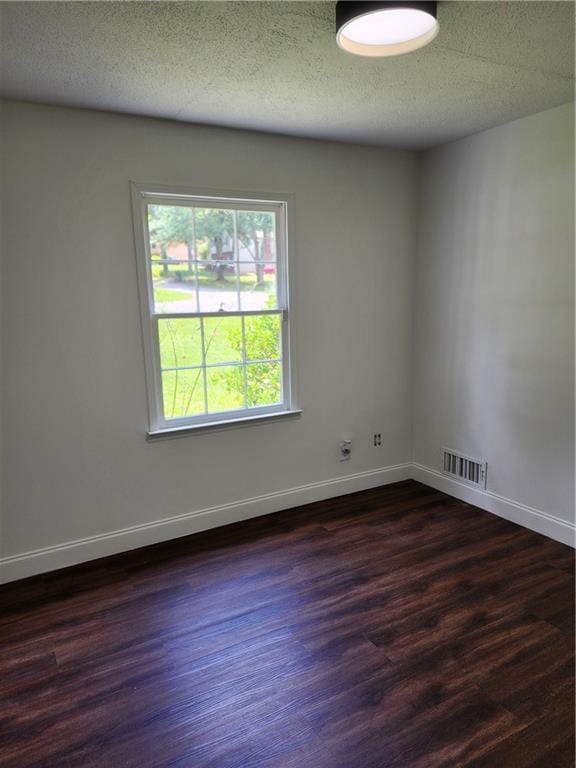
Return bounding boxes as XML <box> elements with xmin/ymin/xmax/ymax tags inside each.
<box><xmin>442</xmin><ymin>448</ymin><xmax>487</xmax><ymax>489</ymax></box>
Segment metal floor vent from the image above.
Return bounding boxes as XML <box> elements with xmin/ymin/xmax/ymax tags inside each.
<box><xmin>442</xmin><ymin>448</ymin><xmax>487</xmax><ymax>489</ymax></box>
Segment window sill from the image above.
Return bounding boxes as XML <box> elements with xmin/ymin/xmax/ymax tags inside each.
<box><xmin>147</xmin><ymin>409</ymin><xmax>302</xmax><ymax>441</ymax></box>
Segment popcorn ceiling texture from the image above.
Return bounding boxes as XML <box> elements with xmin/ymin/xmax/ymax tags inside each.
<box><xmin>0</xmin><ymin>1</ymin><xmax>573</xmax><ymax>148</ymax></box>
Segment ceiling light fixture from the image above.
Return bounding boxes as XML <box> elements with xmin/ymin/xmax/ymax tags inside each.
<box><xmin>336</xmin><ymin>1</ymin><xmax>439</xmax><ymax>57</ymax></box>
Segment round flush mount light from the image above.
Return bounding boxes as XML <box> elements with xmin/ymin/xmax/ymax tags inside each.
<box><xmin>336</xmin><ymin>1</ymin><xmax>439</xmax><ymax>57</ymax></box>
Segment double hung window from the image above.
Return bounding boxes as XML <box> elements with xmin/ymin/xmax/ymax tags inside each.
<box><xmin>131</xmin><ymin>185</ymin><xmax>294</xmax><ymax>434</ymax></box>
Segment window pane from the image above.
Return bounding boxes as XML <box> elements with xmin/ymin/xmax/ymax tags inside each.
<box><xmin>158</xmin><ymin>318</ymin><xmax>203</xmax><ymax>370</ymax></box>
<box><xmin>237</xmin><ymin>210</ymin><xmax>277</xmax><ymax>262</ymax></box>
<box><xmin>162</xmin><ymin>369</ymin><xmax>205</xmax><ymax>420</ymax></box>
<box><xmin>203</xmin><ymin>317</ymin><xmax>243</xmax><ymax>364</ymax></box>
<box><xmin>246</xmin><ymin>362</ymin><xmax>282</xmax><ymax>408</ymax></box>
<box><xmin>244</xmin><ymin>314</ymin><xmax>281</xmax><ymax>362</ymax></box>
<box><xmin>196</xmin><ymin>260</ymin><xmax>239</xmax><ymax>312</ymax></box>
<box><xmin>147</xmin><ymin>204</ymin><xmax>195</xmax><ymax>261</ymax></box>
<box><xmin>237</xmin><ymin>210</ymin><xmax>278</xmax><ymax>309</ymax></box>
<box><xmin>152</xmin><ymin>261</ymin><xmax>198</xmax><ymax>313</ymax></box>
<box><xmin>147</xmin><ymin>204</ymin><xmax>197</xmax><ymax>313</ymax></box>
<box><xmin>206</xmin><ymin>365</ymin><xmax>245</xmax><ymax>413</ymax></box>
<box><xmin>239</xmin><ymin>263</ymin><xmax>278</xmax><ymax>311</ymax></box>
<box><xmin>195</xmin><ymin>208</ymin><xmax>238</xmax><ymax>312</ymax></box>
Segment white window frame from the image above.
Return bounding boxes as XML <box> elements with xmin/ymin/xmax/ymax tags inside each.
<box><xmin>131</xmin><ymin>183</ymin><xmax>299</xmax><ymax>437</ymax></box>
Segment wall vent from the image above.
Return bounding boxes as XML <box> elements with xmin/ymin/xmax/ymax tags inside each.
<box><xmin>442</xmin><ymin>448</ymin><xmax>487</xmax><ymax>489</ymax></box>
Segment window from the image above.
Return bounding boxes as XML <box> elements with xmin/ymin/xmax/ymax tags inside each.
<box><xmin>131</xmin><ymin>184</ymin><xmax>296</xmax><ymax>435</ymax></box>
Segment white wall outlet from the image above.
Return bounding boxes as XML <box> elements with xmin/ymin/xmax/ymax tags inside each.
<box><xmin>339</xmin><ymin>439</ymin><xmax>352</xmax><ymax>461</ymax></box>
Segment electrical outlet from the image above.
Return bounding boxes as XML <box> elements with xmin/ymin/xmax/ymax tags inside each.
<box><xmin>339</xmin><ymin>439</ymin><xmax>352</xmax><ymax>461</ymax></box>
<box><xmin>373</xmin><ymin>433</ymin><xmax>382</xmax><ymax>447</ymax></box>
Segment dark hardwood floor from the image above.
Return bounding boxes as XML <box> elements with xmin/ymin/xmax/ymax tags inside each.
<box><xmin>0</xmin><ymin>480</ymin><xmax>574</xmax><ymax>768</ymax></box>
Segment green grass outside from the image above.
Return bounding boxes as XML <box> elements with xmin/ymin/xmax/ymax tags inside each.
<box><xmin>151</xmin><ymin>262</ymin><xmax>280</xmax><ymax>420</ymax></box>
<box><xmin>158</xmin><ymin>314</ymin><xmax>281</xmax><ymax>420</ymax></box>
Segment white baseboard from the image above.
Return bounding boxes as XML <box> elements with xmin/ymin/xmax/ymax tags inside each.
<box><xmin>412</xmin><ymin>463</ymin><xmax>576</xmax><ymax>548</ymax></box>
<box><xmin>0</xmin><ymin>463</ymin><xmax>412</xmax><ymax>584</ymax></box>
<box><xmin>2</xmin><ymin>461</ymin><xmax>573</xmax><ymax>584</ymax></box>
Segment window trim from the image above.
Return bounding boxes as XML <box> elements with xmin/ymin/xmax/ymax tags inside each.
<box><xmin>130</xmin><ymin>182</ymin><xmax>297</xmax><ymax>436</ymax></box>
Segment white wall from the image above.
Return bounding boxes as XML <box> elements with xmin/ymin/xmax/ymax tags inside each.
<box><xmin>0</xmin><ymin>101</ymin><xmax>418</xmax><ymax>579</ymax></box>
<box><xmin>413</xmin><ymin>104</ymin><xmax>575</xmax><ymax>533</ymax></box>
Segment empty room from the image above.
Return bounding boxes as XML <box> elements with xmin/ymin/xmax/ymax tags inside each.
<box><xmin>0</xmin><ymin>1</ymin><xmax>574</xmax><ymax>766</ymax></box>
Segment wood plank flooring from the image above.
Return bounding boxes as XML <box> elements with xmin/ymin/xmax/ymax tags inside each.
<box><xmin>0</xmin><ymin>480</ymin><xmax>574</xmax><ymax>767</ymax></box>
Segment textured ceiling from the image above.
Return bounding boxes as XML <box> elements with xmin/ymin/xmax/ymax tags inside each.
<box><xmin>0</xmin><ymin>1</ymin><xmax>574</xmax><ymax>148</ymax></box>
